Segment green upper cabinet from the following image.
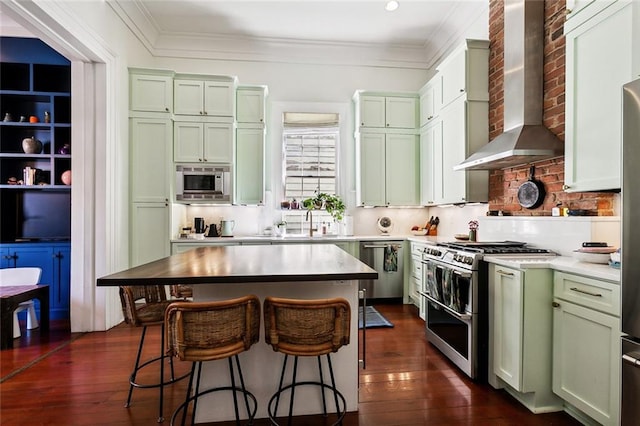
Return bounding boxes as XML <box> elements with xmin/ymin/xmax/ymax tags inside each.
<box><xmin>354</xmin><ymin>92</ymin><xmax>418</xmax><ymax>129</ymax></box>
<box><xmin>563</xmin><ymin>0</ymin><xmax>638</xmax><ymax>192</ymax></box>
<box><xmin>130</xmin><ymin>117</ymin><xmax>172</xmax><ymax>203</ymax></box>
<box><xmin>129</xmin><ymin>68</ymin><xmax>174</xmax><ymax>115</ymax></box>
<box><xmin>235</xmin><ymin>127</ymin><xmax>265</xmax><ymax>205</ymax></box>
<box><xmin>235</xmin><ymin>85</ymin><xmax>267</xmax><ymax>205</ymax></box>
<box><xmin>173</xmin><ymin>74</ymin><xmax>237</xmax><ymax>118</ymax></box>
<box><xmin>420</xmin><ymin>119</ymin><xmax>442</xmax><ymax>206</ymax></box>
<box><xmin>354</xmin><ymin>90</ymin><xmax>420</xmax><ymax>206</ymax></box>
<box><xmin>437</xmin><ymin>39</ymin><xmax>490</xmax><ymax>109</ymax></box>
<box><xmin>419</xmin><ymin>74</ymin><xmax>441</xmax><ymax>128</ymax></box>
<box><xmin>385</xmin><ymin>133</ymin><xmax>420</xmax><ymax>205</ymax></box>
<box><xmin>356</xmin><ymin>130</ymin><xmax>419</xmax><ymax>207</ymax></box>
<box><xmin>417</xmin><ymin>38</ymin><xmax>489</xmax><ymax>205</ymax></box>
<box><xmin>236</xmin><ymin>86</ymin><xmax>266</xmax><ymax>124</ymax></box>
<box><xmin>357</xmin><ymin>131</ymin><xmax>386</xmax><ymax>206</ymax></box>
<box><xmin>174</xmin><ymin>121</ymin><xmax>234</xmax><ymax>164</ymax></box>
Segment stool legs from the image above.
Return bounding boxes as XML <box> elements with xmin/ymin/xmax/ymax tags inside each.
<box><xmin>268</xmin><ymin>354</ymin><xmax>347</xmax><ymax>426</ymax></box>
<box><xmin>171</xmin><ymin>355</ymin><xmax>257</xmax><ymax>426</ymax></box>
<box><xmin>126</xmin><ymin>324</ymin><xmax>187</xmax><ymax>423</ymax></box>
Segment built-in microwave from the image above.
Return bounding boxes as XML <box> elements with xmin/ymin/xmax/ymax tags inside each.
<box><xmin>175</xmin><ymin>164</ymin><xmax>231</xmax><ymax>203</ymax></box>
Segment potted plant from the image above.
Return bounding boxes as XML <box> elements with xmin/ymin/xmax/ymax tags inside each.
<box><xmin>302</xmin><ymin>192</ymin><xmax>345</xmax><ymax>222</ymax></box>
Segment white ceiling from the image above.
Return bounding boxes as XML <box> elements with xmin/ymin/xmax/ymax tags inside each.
<box><xmin>1</xmin><ymin>0</ymin><xmax>489</xmax><ymax>68</ymax></box>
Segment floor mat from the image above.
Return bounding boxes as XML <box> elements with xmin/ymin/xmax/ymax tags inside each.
<box><xmin>358</xmin><ymin>306</ymin><xmax>394</xmax><ymax>329</ymax></box>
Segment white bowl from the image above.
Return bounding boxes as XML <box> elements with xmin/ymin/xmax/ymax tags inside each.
<box><xmin>573</xmin><ymin>250</ymin><xmax>610</xmax><ymax>264</ymax></box>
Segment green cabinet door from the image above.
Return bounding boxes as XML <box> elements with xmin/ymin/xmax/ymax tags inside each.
<box><xmin>235</xmin><ymin>127</ymin><xmax>265</xmax><ymax>205</ymax></box>
<box><xmin>385</xmin><ymin>133</ymin><xmax>419</xmax><ymax>206</ymax></box>
<box><xmin>358</xmin><ymin>132</ymin><xmax>386</xmax><ymax>206</ymax></box>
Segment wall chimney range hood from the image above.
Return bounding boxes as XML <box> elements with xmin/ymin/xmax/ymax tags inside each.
<box><xmin>454</xmin><ymin>0</ymin><xmax>564</xmax><ymax>171</ymax></box>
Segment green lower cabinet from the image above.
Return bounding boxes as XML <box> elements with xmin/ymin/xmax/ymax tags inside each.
<box><xmin>552</xmin><ymin>272</ymin><xmax>621</xmax><ymax>426</ymax></box>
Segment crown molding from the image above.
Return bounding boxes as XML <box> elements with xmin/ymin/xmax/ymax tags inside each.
<box><xmin>107</xmin><ymin>0</ymin><xmax>488</xmax><ymax>70</ymax></box>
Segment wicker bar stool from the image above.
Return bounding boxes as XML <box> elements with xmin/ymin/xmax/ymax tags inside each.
<box><xmin>119</xmin><ymin>285</ymin><xmax>189</xmax><ymax>423</ymax></box>
<box><xmin>263</xmin><ymin>297</ymin><xmax>351</xmax><ymax>426</ymax></box>
<box><xmin>165</xmin><ymin>295</ymin><xmax>261</xmax><ymax>426</ymax></box>
<box><xmin>169</xmin><ymin>285</ymin><xmax>193</xmax><ymax>300</ymax></box>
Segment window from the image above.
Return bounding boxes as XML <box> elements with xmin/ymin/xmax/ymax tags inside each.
<box><xmin>281</xmin><ymin>112</ymin><xmax>339</xmax><ymax>233</ymax></box>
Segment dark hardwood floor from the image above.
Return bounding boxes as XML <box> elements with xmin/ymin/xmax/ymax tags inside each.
<box><xmin>0</xmin><ymin>304</ymin><xmax>581</xmax><ymax>425</ymax></box>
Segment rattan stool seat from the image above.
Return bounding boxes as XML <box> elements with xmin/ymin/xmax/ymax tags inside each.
<box><xmin>264</xmin><ymin>297</ymin><xmax>351</xmax><ymax>426</ymax></box>
<box><xmin>165</xmin><ymin>295</ymin><xmax>260</xmax><ymax>426</ymax></box>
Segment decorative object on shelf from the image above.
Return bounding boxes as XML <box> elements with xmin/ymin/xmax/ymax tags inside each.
<box><xmin>280</xmin><ymin>200</ymin><xmax>290</xmax><ymax>209</ymax></box>
<box><xmin>44</xmin><ymin>111</ymin><xmax>51</xmax><ymax>123</ymax></box>
<box><xmin>61</xmin><ymin>170</ymin><xmax>71</xmax><ymax>186</ymax></box>
<box><xmin>19</xmin><ymin>116</ymin><xmax>27</xmax><ymax>122</ymax></box>
<box><xmin>7</xmin><ymin>177</ymin><xmax>18</xmax><ymax>185</ymax></box>
<box><xmin>290</xmin><ymin>199</ymin><xmax>299</xmax><ymax>209</ymax></box>
<box><xmin>468</xmin><ymin>220</ymin><xmax>479</xmax><ymax>242</ymax></box>
<box><xmin>23</xmin><ymin>166</ymin><xmax>37</xmax><ymax>185</ymax></box>
<box><xmin>22</xmin><ymin>136</ymin><xmax>43</xmax><ymax>154</ymax></box>
<box><xmin>29</xmin><ymin>115</ymin><xmax>39</xmax><ymax>123</ymax></box>
<box><xmin>302</xmin><ymin>192</ymin><xmax>345</xmax><ymax>222</ymax></box>
<box><xmin>3</xmin><ymin>113</ymin><xmax>13</xmax><ymax>122</ymax></box>
<box><xmin>58</xmin><ymin>144</ymin><xmax>71</xmax><ymax>155</ymax></box>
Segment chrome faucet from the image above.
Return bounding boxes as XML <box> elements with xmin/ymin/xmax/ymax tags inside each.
<box><xmin>306</xmin><ymin>210</ymin><xmax>313</xmax><ymax>237</ymax></box>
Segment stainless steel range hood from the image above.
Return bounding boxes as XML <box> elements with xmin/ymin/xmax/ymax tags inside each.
<box><xmin>454</xmin><ymin>0</ymin><xmax>563</xmax><ymax>171</ymax></box>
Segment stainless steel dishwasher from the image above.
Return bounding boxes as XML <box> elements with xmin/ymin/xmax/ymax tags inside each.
<box><xmin>358</xmin><ymin>241</ymin><xmax>404</xmax><ymax>299</ymax></box>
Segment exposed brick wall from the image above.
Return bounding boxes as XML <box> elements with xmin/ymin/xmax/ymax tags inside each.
<box><xmin>487</xmin><ymin>0</ymin><xmax>615</xmax><ymax>216</ymax></box>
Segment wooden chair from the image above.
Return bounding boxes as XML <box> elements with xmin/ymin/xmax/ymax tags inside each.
<box><xmin>263</xmin><ymin>297</ymin><xmax>351</xmax><ymax>425</ymax></box>
<box><xmin>0</xmin><ymin>267</ymin><xmax>41</xmax><ymax>338</ymax></box>
<box><xmin>165</xmin><ymin>295</ymin><xmax>260</xmax><ymax>425</ymax></box>
<box><xmin>119</xmin><ymin>285</ymin><xmax>189</xmax><ymax>423</ymax></box>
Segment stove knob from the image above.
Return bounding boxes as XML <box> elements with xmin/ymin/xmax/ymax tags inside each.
<box><xmin>465</xmin><ymin>257</ymin><xmax>473</xmax><ymax>265</ymax></box>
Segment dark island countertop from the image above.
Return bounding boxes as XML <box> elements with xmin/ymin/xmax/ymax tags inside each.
<box><xmin>97</xmin><ymin>243</ymin><xmax>378</xmax><ymax>286</ymax></box>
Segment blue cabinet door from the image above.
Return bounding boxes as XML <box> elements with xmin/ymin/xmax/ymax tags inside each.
<box><xmin>0</xmin><ymin>242</ymin><xmax>70</xmax><ymax>320</ymax></box>
<box><xmin>51</xmin><ymin>244</ymin><xmax>70</xmax><ymax>318</ymax></box>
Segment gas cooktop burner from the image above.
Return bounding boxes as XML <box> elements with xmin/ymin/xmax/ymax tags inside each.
<box><xmin>438</xmin><ymin>241</ymin><xmax>554</xmax><ymax>255</ymax></box>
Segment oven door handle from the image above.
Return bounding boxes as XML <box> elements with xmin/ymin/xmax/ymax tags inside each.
<box><xmin>425</xmin><ymin>294</ymin><xmax>471</xmax><ymax>321</ymax></box>
<box><xmin>453</xmin><ymin>270</ymin><xmax>472</xmax><ymax>279</ymax></box>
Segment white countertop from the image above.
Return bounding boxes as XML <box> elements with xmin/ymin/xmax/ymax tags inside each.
<box><xmin>171</xmin><ymin>234</ymin><xmax>411</xmax><ymax>243</ymax></box>
<box><xmin>172</xmin><ymin>235</ymin><xmax>621</xmax><ymax>282</ymax></box>
<box><xmin>483</xmin><ymin>255</ymin><xmax>620</xmax><ymax>283</ymax></box>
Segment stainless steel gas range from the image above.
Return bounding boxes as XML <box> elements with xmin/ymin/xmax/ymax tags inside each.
<box><xmin>419</xmin><ymin>241</ymin><xmax>554</xmax><ymax>381</ymax></box>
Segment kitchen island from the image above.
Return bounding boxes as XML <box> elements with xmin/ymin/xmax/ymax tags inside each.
<box><xmin>97</xmin><ymin>244</ymin><xmax>377</xmax><ymax>422</ymax></box>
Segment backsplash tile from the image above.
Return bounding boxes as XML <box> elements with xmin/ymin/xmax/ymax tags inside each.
<box><xmin>478</xmin><ymin>216</ymin><xmax>620</xmax><ymax>256</ymax></box>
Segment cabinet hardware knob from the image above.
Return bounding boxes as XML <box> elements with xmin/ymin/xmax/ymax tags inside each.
<box><xmin>361</xmin><ymin>122</ymin><xmax>365</xmax><ymax>126</ymax></box>
<box><xmin>386</xmin><ymin>124</ymin><xmax>390</xmax><ymax>127</ymax></box>
<box><xmin>496</xmin><ymin>269</ymin><xmax>514</xmax><ymax>276</ymax></box>
<box><xmin>204</xmin><ymin>111</ymin><xmax>208</xmax><ymax>115</ymax></box>
<box><xmin>203</xmin><ymin>158</ymin><xmax>207</xmax><ymax>162</ymax></box>
<box><xmin>460</xmin><ymin>88</ymin><xmax>464</xmax><ymax>92</ymax></box>
<box><xmin>165</xmin><ymin>107</ymin><xmax>169</xmax><ymax>112</ymax></box>
<box><xmin>570</xmin><ymin>287</ymin><xmax>603</xmax><ymax>297</ymax></box>
<box><xmin>566</xmin><ymin>8</ymin><xmax>572</xmax><ymax>14</ymax></box>
<box><xmin>552</xmin><ymin>301</ymin><xmax>560</xmax><ymax>308</ymax></box>
<box><xmin>427</xmin><ymin>116</ymin><xmax>433</xmax><ymax>120</ymax></box>
<box><xmin>199</xmin><ymin>158</ymin><xmax>203</xmax><ymax>162</ymax></box>
<box><xmin>562</xmin><ymin>184</ymin><xmax>570</xmax><ymax>190</ymax></box>
<box><xmin>260</xmin><ymin>119</ymin><xmax>263</xmax><ymax>122</ymax></box>
<box><xmin>200</xmin><ymin>111</ymin><xmax>204</xmax><ymax>115</ymax></box>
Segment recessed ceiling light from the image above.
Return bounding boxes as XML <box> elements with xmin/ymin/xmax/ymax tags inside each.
<box><xmin>385</xmin><ymin>1</ymin><xmax>399</xmax><ymax>12</ymax></box>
